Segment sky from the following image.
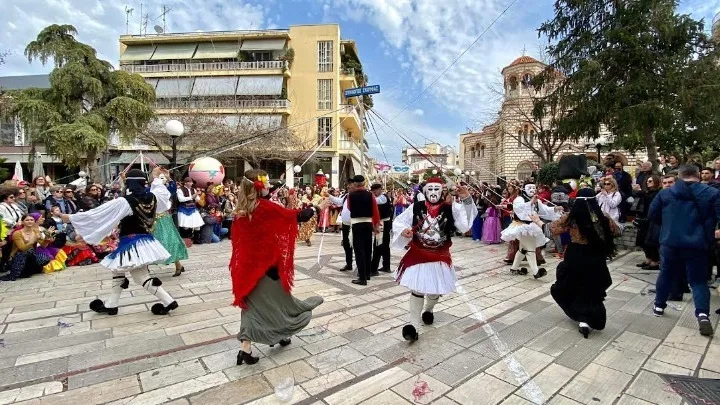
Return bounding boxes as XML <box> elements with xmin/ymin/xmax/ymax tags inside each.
<box><xmin>1</xmin><ymin>0</ymin><xmax>718</xmax><ymax>164</ymax></box>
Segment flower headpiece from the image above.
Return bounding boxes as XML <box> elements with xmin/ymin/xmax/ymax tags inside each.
<box><xmin>245</xmin><ymin>174</ymin><xmax>269</xmax><ymax>192</ymax></box>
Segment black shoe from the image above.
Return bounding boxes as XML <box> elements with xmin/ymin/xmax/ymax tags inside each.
<box><xmin>579</xmin><ymin>325</ymin><xmax>590</xmax><ymax>339</ymax></box>
<box><xmin>636</xmin><ymin>262</ymin><xmax>648</xmax><ymax>267</ymax></box>
<box><xmin>369</xmin><ymin>271</ymin><xmax>380</xmax><ymax>277</ymax></box>
<box><xmin>503</xmin><ymin>259</ymin><xmax>513</xmax><ymax>265</ymax></box>
<box><xmin>698</xmin><ymin>314</ymin><xmax>714</xmax><ymax>336</ymax></box>
<box><xmin>351</xmin><ymin>279</ymin><xmax>367</xmax><ymax>286</ymax></box>
<box><xmin>402</xmin><ymin>324</ymin><xmax>419</xmax><ymax>342</ymax></box>
<box><xmin>172</xmin><ymin>267</ymin><xmax>184</xmax><ymax>277</ymax></box>
<box><xmin>644</xmin><ymin>265</ymin><xmax>659</xmax><ymax>270</ymax></box>
<box><xmin>279</xmin><ymin>338</ymin><xmax>292</xmax><ymax>347</ymax></box>
<box><xmin>378</xmin><ymin>267</ymin><xmax>392</xmax><ymax>273</ymax></box>
<box><xmin>151</xmin><ymin>301</ymin><xmax>179</xmax><ymax>315</ymax></box>
<box><xmin>340</xmin><ymin>266</ymin><xmax>352</xmax><ymax>271</ymax></box>
<box><xmin>237</xmin><ymin>350</ymin><xmax>259</xmax><ymax>365</ymax></box>
<box><xmin>538</xmin><ymin>259</ymin><xmax>547</xmax><ymax>265</ymax></box>
<box><xmin>534</xmin><ymin>268</ymin><xmax>547</xmax><ymax>279</ymax></box>
<box><xmin>422</xmin><ymin>311</ymin><xmax>434</xmax><ymax>325</ymax></box>
<box><xmin>89</xmin><ymin>299</ymin><xmax>118</xmax><ymax>316</ymax></box>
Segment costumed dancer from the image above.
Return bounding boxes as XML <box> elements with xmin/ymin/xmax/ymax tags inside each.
<box><xmin>61</xmin><ymin>169</ymin><xmax>178</xmax><ymax>316</ymax></box>
<box><xmin>231</xmin><ymin>169</ymin><xmax>324</xmax><ymax>365</ymax></box>
<box><xmin>392</xmin><ymin>178</ymin><xmax>477</xmax><ymax>342</ymax></box>
<box><xmin>501</xmin><ymin>188</ymin><xmax>562</xmax><ymax>278</ymax></box>
<box><xmin>371</xmin><ymin>183</ymin><xmax>393</xmax><ymax>274</ymax></box>
<box><xmin>176</xmin><ymin>177</ymin><xmax>204</xmax><ymax>239</ymax></box>
<box><xmin>151</xmin><ymin>168</ymin><xmax>189</xmax><ymax>277</ymax></box>
<box><xmin>533</xmin><ymin>188</ymin><xmax>619</xmax><ymax>338</ymax></box>
<box><xmin>299</xmin><ymin>187</ymin><xmax>319</xmax><ymax>246</ymax></box>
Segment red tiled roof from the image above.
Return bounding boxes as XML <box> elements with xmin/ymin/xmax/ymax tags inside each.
<box><xmin>508</xmin><ymin>55</ymin><xmax>540</xmax><ymax>67</ymax></box>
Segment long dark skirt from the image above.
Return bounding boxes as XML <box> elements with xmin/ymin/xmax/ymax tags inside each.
<box><xmin>550</xmin><ymin>243</ymin><xmax>612</xmax><ymax>330</ymax></box>
<box><xmin>238</xmin><ymin>273</ymin><xmax>323</xmax><ymax>346</ymax></box>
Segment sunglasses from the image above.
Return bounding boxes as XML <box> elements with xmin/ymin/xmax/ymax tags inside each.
<box><xmin>54</xmin><ymin>190</ymin><xmax>63</xmax><ymax>193</ymax></box>
<box><xmin>64</xmin><ymin>191</ymin><xmax>73</xmax><ymax>194</ymax></box>
<box><xmin>603</xmin><ymin>183</ymin><xmax>611</xmax><ymax>186</ymax></box>
<box><xmin>89</xmin><ymin>188</ymin><xmax>99</xmax><ymax>191</ymax></box>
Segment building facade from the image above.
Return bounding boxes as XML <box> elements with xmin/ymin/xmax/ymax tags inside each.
<box><xmin>460</xmin><ymin>56</ymin><xmax>647</xmax><ymax>184</ymax></box>
<box><xmin>401</xmin><ymin>143</ymin><xmax>458</xmax><ymax>173</ymax></box>
<box><xmin>118</xmin><ymin>24</ymin><xmax>371</xmax><ymax>188</ymax></box>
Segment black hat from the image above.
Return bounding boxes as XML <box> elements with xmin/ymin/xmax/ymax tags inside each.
<box><xmin>125</xmin><ymin>169</ymin><xmax>147</xmax><ymax>181</ymax></box>
<box><xmin>351</xmin><ymin>175</ymin><xmax>365</xmax><ymax>183</ymax></box>
<box><xmin>370</xmin><ymin>183</ymin><xmax>383</xmax><ymax>190</ymax></box>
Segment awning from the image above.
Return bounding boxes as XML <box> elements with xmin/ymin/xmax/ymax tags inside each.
<box><xmin>350</xmin><ymin>156</ymin><xmax>362</xmax><ymax>177</ymax></box>
<box><xmin>120</xmin><ymin>45</ymin><xmax>156</xmax><ymax>62</ymax></box>
<box><xmin>191</xmin><ymin>77</ymin><xmax>238</xmax><ymax>96</ymax></box>
<box><xmin>155</xmin><ymin>78</ymin><xmax>194</xmax><ymax>98</ymax></box>
<box><xmin>150</xmin><ymin>43</ymin><xmax>197</xmax><ymax>60</ymax></box>
<box><xmin>145</xmin><ymin>78</ymin><xmax>159</xmax><ymax>89</ymax></box>
<box><xmin>236</xmin><ymin>76</ymin><xmax>283</xmax><ymax>96</ymax></box>
<box><xmin>0</xmin><ymin>154</ymin><xmax>61</xmax><ymax>164</ymax></box>
<box><xmin>240</xmin><ymin>39</ymin><xmax>286</xmax><ymax>51</ymax></box>
<box><xmin>193</xmin><ymin>42</ymin><xmax>241</xmax><ymax>59</ymax></box>
<box><xmin>218</xmin><ymin>114</ymin><xmax>283</xmax><ymax>132</ymax></box>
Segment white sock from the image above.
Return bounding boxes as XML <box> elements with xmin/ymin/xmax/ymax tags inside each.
<box><xmin>409</xmin><ymin>292</ymin><xmax>424</xmax><ymax>329</ymax></box>
<box><xmin>579</xmin><ymin>322</ymin><xmax>589</xmax><ymax>328</ymax></box>
<box><xmin>424</xmin><ymin>295</ymin><xmax>440</xmax><ymax>313</ymax></box>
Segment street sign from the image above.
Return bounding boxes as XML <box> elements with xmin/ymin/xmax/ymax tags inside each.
<box><xmin>344</xmin><ymin>85</ymin><xmax>380</xmax><ymax>98</ymax></box>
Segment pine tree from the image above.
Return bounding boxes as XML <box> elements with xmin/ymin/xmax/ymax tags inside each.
<box><xmin>536</xmin><ymin>0</ymin><xmax>720</xmax><ymax>168</ymax></box>
<box><xmin>3</xmin><ymin>25</ymin><xmax>155</xmax><ymax>181</ymax></box>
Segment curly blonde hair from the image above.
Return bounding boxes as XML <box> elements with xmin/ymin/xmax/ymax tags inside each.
<box><xmin>234</xmin><ymin>169</ymin><xmax>268</xmax><ymax>219</ymax></box>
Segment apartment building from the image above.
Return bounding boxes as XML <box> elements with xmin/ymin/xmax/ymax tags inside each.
<box><xmin>117</xmin><ymin>24</ymin><xmax>370</xmax><ymax>188</ymax></box>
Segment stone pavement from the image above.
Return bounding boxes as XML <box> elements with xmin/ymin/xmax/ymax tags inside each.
<box><xmin>0</xmin><ymin>233</ymin><xmax>717</xmax><ymax>405</ymax></box>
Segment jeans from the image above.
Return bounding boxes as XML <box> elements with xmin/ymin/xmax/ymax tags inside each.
<box><xmin>655</xmin><ymin>245</ymin><xmax>710</xmax><ymax>316</ymax></box>
<box><xmin>211</xmin><ymin>227</ymin><xmax>228</xmax><ymax>243</ymax></box>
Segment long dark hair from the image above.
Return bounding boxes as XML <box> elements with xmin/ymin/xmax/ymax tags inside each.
<box><xmin>567</xmin><ymin>188</ymin><xmax>615</xmax><ymax>256</ymax></box>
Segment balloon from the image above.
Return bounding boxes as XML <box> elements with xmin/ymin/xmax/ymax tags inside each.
<box><xmin>188</xmin><ymin>157</ymin><xmax>225</xmax><ymax>188</ymax></box>
<box><xmin>453</xmin><ymin>168</ymin><xmax>462</xmax><ymax>176</ymax></box>
<box><xmin>293</xmin><ymin>165</ymin><xmax>302</xmax><ymax>173</ymax></box>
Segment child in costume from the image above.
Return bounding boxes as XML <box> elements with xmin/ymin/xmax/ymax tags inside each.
<box><xmin>391</xmin><ymin>177</ymin><xmax>477</xmax><ymax>342</ymax></box>
<box><xmin>152</xmin><ymin>168</ymin><xmax>189</xmax><ymax>277</ymax></box>
<box><xmin>62</xmin><ymin>169</ymin><xmax>178</xmax><ymax>316</ymax></box>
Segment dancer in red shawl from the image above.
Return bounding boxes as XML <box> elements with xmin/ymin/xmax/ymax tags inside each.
<box><xmin>231</xmin><ymin>169</ymin><xmax>325</xmax><ymax>366</ymax></box>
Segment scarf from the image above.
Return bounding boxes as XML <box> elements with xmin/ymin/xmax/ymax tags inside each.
<box><xmin>229</xmin><ymin>199</ymin><xmax>300</xmax><ymax>308</ymax></box>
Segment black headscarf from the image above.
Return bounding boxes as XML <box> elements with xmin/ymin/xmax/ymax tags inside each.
<box><xmin>125</xmin><ymin>169</ymin><xmax>148</xmax><ymax>197</ymax></box>
<box><xmin>567</xmin><ymin>188</ymin><xmax>615</xmax><ymax>256</ymax></box>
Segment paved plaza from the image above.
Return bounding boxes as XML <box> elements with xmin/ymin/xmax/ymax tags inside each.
<box><xmin>0</xmin><ymin>233</ymin><xmax>717</xmax><ymax>405</ymax></box>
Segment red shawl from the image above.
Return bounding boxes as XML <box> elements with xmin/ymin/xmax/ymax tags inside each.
<box><xmin>229</xmin><ymin>199</ymin><xmax>300</xmax><ymax>308</ymax></box>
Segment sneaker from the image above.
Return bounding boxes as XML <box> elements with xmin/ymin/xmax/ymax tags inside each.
<box><xmin>697</xmin><ymin>314</ymin><xmax>714</xmax><ymax>336</ymax></box>
<box><xmin>652</xmin><ymin>307</ymin><xmax>664</xmax><ymax>317</ymax></box>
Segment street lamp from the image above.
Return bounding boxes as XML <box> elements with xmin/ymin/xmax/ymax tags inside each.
<box><xmin>585</xmin><ymin>135</ymin><xmax>608</xmax><ymax>165</ymax></box>
<box><xmin>164</xmin><ymin>120</ymin><xmax>184</xmax><ymax>177</ymax></box>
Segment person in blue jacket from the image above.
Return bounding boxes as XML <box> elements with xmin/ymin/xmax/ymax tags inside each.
<box><xmin>648</xmin><ymin>165</ymin><xmax>720</xmax><ymax>336</ymax></box>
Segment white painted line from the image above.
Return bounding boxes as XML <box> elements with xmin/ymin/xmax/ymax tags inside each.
<box><xmin>456</xmin><ymin>284</ymin><xmax>546</xmax><ymax>404</ymax></box>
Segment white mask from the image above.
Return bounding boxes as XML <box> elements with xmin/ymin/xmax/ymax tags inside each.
<box><xmin>423</xmin><ymin>183</ymin><xmax>443</xmax><ymax>204</ymax></box>
<box><xmin>158</xmin><ymin>174</ymin><xmax>167</xmax><ymax>185</ymax></box>
<box><xmin>524</xmin><ymin>184</ymin><xmax>536</xmax><ymax>197</ymax></box>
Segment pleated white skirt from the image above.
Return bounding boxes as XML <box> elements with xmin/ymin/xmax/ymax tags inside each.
<box><xmin>101</xmin><ymin>237</ymin><xmax>171</xmax><ymax>271</ymax></box>
<box><xmin>394</xmin><ymin>262</ymin><xmax>457</xmax><ymax>295</ymax></box>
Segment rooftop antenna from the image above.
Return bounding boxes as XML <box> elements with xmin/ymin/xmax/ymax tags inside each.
<box><xmin>154</xmin><ymin>4</ymin><xmax>172</xmax><ymax>33</ymax></box>
<box><xmin>139</xmin><ymin>2</ymin><xmax>143</xmax><ymax>35</ymax></box>
<box><xmin>124</xmin><ymin>6</ymin><xmax>134</xmax><ymax>34</ymax></box>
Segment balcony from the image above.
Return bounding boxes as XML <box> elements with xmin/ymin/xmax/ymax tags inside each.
<box><xmin>119</xmin><ymin>60</ymin><xmax>288</xmax><ymax>76</ymax></box>
<box><xmin>340</xmin><ymin>67</ymin><xmax>358</xmax><ymax>90</ymax></box>
<box><xmin>339</xmin><ymin>104</ymin><xmax>363</xmax><ymax>135</ymax></box>
<box><xmin>339</xmin><ymin>138</ymin><xmax>363</xmax><ymax>160</ymax></box>
<box><xmin>153</xmin><ymin>98</ymin><xmax>291</xmax><ymax>113</ymax></box>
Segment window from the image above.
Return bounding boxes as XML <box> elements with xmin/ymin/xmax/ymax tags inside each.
<box><xmin>318</xmin><ymin>41</ymin><xmax>333</xmax><ymax>72</ymax></box>
<box><xmin>517</xmin><ymin>130</ymin><xmax>522</xmax><ymax>147</ymax></box>
<box><xmin>517</xmin><ymin>162</ymin><xmax>534</xmax><ymax>181</ymax></box>
<box><xmin>508</xmin><ymin>76</ymin><xmax>518</xmax><ymax>91</ymax></box>
<box><xmin>317</xmin><ymin>79</ymin><xmax>332</xmax><ymax>110</ymax></box>
<box><xmin>522</xmin><ymin>73</ymin><xmax>533</xmax><ymax>88</ymax></box>
<box><xmin>529</xmin><ymin>130</ymin><xmax>535</xmax><ymax>145</ymax></box>
<box><xmin>470</xmin><ymin>147</ymin><xmax>475</xmax><ymax>159</ymax></box>
<box><xmin>253</xmin><ymin>52</ymin><xmax>271</xmax><ymax>62</ymax></box>
<box><xmin>481</xmin><ymin>146</ymin><xmax>486</xmax><ymax>158</ymax></box>
<box><xmin>318</xmin><ymin>117</ymin><xmax>332</xmax><ymax>147</ymax></box>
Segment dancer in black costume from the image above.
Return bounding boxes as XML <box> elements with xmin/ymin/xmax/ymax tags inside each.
<box><xmin>530</xmin><ymin>187</ymin><xmax>620</xmax><ymax>338</ymax></box>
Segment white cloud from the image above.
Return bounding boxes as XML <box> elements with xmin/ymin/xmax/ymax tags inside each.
<box><xmin>413</xmin><ymin>108</ymin><xmax>424</xmax><ymax>116</ymax></box>
<box><xmin>0</xmin><ymin>0</ymin><xmax>268</xmax><ymax>75</ymax></box>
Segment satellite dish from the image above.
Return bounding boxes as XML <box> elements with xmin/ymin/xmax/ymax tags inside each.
<box><xmin>154</xmin><ymin>25</ymin><xmax>164</xmax><ymax>34</ymax></box>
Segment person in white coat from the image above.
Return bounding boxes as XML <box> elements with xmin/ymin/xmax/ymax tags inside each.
<box><xmin>596</xmin><ymin>176</ymin><xmax>622</xmax><ymax>223</ymax></box>
<box><xmin>392</xmin><ymin>177</ymin><xmax>477</xmax><ymax>342</ymax></box>
<box><xmin>61</xmin><ymin>169</ymin><xmax>178</xmax><ymax>316</ymax></box>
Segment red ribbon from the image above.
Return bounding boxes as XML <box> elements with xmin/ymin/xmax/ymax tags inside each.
<box><xmin>253</xmin><ymin>181</ymin><xmax>264</xmax><ymax>191</ymax></box>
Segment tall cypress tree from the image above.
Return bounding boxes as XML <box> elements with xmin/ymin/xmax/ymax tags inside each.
<box><xmin>536</xmin><ymin>0</ymin><xmax>720</xmax><ymax>167</ymax></box>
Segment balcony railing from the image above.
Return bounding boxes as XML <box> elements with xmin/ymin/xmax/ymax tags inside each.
<box><xmin>341</xmin><ymin>67</ymin><xmax>355</xmax><ymax>76</ymax></box>
<box><xmin>120</xmin><ymin>60</ymin><xmax>287</xmax><ymax>74</ymax></box>
<box><xmin>340</xmin><ymin>104</ymin><xmax>362</xmax><ymax>125</ymax></box>
<box><xmin>153</xmin><ymin>98</ymin><xmax>291</xmax><ymax>110</ymax></box>
<box><xmin>339</xmin><ymin>138</ymin><xmax>362</xmax><ymax>157</ymax></box>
